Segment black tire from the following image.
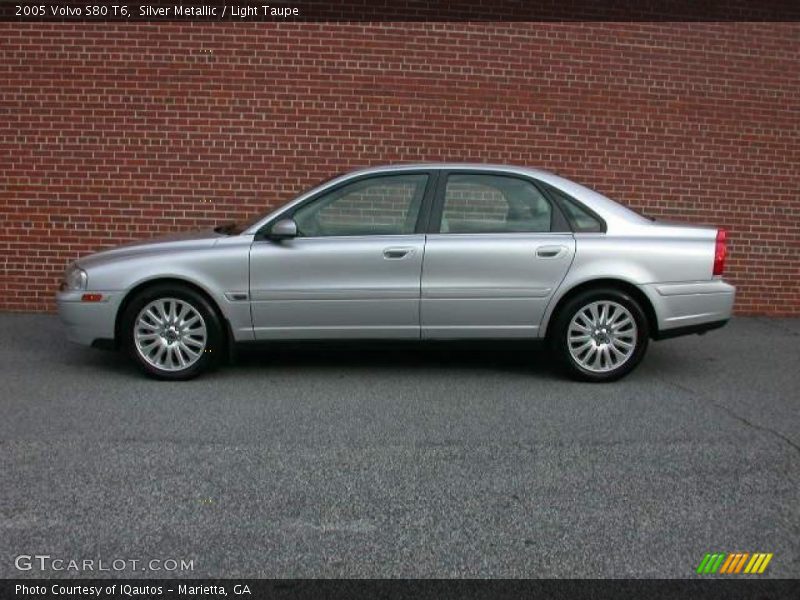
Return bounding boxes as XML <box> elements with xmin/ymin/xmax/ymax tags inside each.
<box><xmin>550</xmin><ymin>287</ymin><xmax>650</xmax><ymax>382</ymax></box>
<box><xmin>120</xmin><ymin>283</ymin><xmax>224</xmax><ymax>380</ymax></box>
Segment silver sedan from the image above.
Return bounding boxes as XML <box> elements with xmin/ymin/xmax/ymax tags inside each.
<box><xmin>57</xmin><ymin>164</ymin><xmax>735</xmax><ymax>381</ymax></box>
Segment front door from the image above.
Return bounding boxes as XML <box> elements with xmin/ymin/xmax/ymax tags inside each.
<box><xmin>249</xmin><ymin>172</ymin><xmax>433</xmax><ymax>340</ymax></box>
<box><xmin>421</xmin><ymin>172</ymin><xmax>575</xmax><ymax>338</ymax></box>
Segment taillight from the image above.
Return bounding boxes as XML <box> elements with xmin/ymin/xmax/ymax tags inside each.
<box><xmin>713</xmin><ymin>228</ymin><xmax>727</xmax><ymax>276</ymax></box>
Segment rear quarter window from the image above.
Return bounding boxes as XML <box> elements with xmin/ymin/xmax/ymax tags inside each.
<box><xmin>547</xmin><ymin>186</ymin><xmax>605</xmax><ymax>233</ymax></box>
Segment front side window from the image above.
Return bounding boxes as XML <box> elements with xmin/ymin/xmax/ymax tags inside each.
<box><xmin>439</xmin><ymin>174</ymin><xmax>553</xmax><ymax>234</ymax></box>
<box><xmin>293</xmin><ymin>174</ymin><xmax>428</xmax><ymax>237</ymax></box>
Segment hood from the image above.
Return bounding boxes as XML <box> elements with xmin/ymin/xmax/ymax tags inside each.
<box><xmin>77</xmin><ymin>229</ymin><xmax>223</xmax><ymax>269</ymax></box>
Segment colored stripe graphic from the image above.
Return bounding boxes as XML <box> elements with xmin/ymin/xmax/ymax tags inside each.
<box><xmin>711</xmin><ymin>554</ymin><xmax>725</xmax><ymax>573</ymax></box>
<box><xmin>697</xmin><ymin>552</ymin><xmax>772</xmax><ymax>575</ymax></box>
<box><xmin>703</xmin><ymin>554</ymin><xmax>718</xmax><ymax>574</ymax></box>
<box><xmin>700</xmin><ymin>553</ymin><xmax>725</xmax><ymax>574</ymax></box>
<box><xmin>733</xmin><ymin>553</ymin><xmax>749</xmax><ymax>574</ymax></box>
<box><xmin>746</xmin><ymin>554</ymin><xmax>763</xmax><ymax>573</ymax></box>
<box><xmin>743</xmin><ymin>553</ymin><xmax>774</xmax><ymax>574</ymax></box>
<box><xmin>758</xmin><ymin>554</ymin><xmax>773</xmax><ymax>573</ymax></box>
<box><xmin>746</xmin><ymin>554</ymin><xmax>758</xmax><ymax>573</ymax></box>
<box><xmin>720</xmin><ymin>553</ymin><xmax>739</xmax><ymax>574</ymax></box>
<box><xmin>719</xmin><ymin>554</ymin><xmax>736</xmax><ymax>574</ymax></box>
<box><xmin>696</xmin><ymin>554</ymin><xmax>712</xmax><ymax>574</ymax></box>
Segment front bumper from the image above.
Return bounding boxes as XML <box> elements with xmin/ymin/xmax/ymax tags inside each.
<box><xmin>640</xmin><ymin>279</ymin><xmax>735</xmax><ymax>336</ymax></box>
<box><xmin>56</xmin><ymin>290</ymin><xmax>121</xmax><ymax>347</ymax></box>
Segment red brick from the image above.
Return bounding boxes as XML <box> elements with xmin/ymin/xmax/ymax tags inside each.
<box><xmin>0</xmin><ymin>22</ymin><xmax>798</xmax><ymax>315</ymax></box>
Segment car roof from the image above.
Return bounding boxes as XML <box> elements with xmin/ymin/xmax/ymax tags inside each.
<box><xmin>345</xmin><ymin>163</ymin><xmax>557</xmax><ymax>178</ymax></box>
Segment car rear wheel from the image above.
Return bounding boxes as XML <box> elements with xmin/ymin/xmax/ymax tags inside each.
<box><xmin>551</xmin><ymin>288</ymin><xmax>649</xmax><ymax>382</ymax></box>
<box><xmin>121</xmin><ymin>284</ymin><xmax>223</xmax><ymax>380</ymax></box>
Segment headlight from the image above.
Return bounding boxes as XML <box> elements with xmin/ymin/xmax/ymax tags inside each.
<box><xmin>61</xmin><ymin>263</ymin><xmax>88</xmax><ymax>291</ymax></box>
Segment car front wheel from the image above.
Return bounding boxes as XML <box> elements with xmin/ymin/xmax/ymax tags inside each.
<box><xmin>121</xmin><ymin>284</ymin><xmax>223</xmax><ymax>380</ymax></box>
<box><xmin>551</xmin><ymin>288</ymin><xmax>649</xmax><ymax>382</ymax></box>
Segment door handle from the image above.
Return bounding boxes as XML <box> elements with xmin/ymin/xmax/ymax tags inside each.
<box><xmin>536</xmin><ymin>245</ymin><xmax>568</xmax><ymax>259</ymax></box>
<box><xmin>383</xmin><ymin>247</ymin><xmax>415</xmax><ymax>259</ymax></box>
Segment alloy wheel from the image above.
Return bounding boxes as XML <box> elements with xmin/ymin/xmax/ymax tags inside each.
<box><xmin>133</xmin><ymin>298</ymin><xmax>207</xmax><ymax>372</ymax></box>
<box><xmin>567</xmin><ymin>300</ymin><xmax>637</xmax><ymax>373</ymax></box>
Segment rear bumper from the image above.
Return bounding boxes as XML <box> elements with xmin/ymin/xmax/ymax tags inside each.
<box><xmin>56</xmin><ymin>290</ymin><xmax>120</xmax><ymax>347</ymax></box>
<box><xmin>640</xmin><ymin>279</ymin><xmax>735</xmax><ymax>337</ymax></box>
<box><xmin>652</xmin><ymin>318</ymin><xmax>729</xmax><ymax>340</ymax></box>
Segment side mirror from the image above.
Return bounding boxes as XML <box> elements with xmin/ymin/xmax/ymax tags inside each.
<box><xmin>268</xmin><ymin>218</ymin><xmax>298</xmax><ymax>241</ymax></box>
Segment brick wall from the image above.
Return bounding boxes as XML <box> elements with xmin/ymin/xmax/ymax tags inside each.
<box><xmin>1</xmin><ymin>22</ymin><xmax>798</xmax><ymax>315</ymax></box>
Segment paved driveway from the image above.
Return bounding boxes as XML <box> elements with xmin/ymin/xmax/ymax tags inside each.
<box><xmin>0</xmin><ymin>314</ymin><xmax>798</xmax><ymax>578</ymax></box>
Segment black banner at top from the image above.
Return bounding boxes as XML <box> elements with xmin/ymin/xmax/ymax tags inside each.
<box><xmin>3</xmin><ymin>0</ymin><xmax>800</xmax><ymax>22</ymax></box>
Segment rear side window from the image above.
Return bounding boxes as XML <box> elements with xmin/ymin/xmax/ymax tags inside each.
<box><xmin>547</xmin><ymin>186</ymin><xmax>605</xmax><ymax>233</ymax></box>
<box><xmin>439</xmin><ymin>174</ymin><xmax>554</xmax><ymax>234</ymax></box>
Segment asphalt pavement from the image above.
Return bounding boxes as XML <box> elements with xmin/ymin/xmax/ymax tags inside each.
<box><xmin>0</xmin><ymin>314</ymin><xmax>798</xmax><ymax>578</ymax></box>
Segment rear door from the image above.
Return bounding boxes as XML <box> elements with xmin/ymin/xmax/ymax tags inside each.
<box><xmin>421</xmin><ymin>171</ymin><xmax>575</xmax><ymax>338</ymax></box>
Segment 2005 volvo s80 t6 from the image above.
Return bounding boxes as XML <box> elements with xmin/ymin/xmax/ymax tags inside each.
<box><xmin>57</xmin><ymin>164</ymin><xmax>735</xmax><ymax>382</ymax></box>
